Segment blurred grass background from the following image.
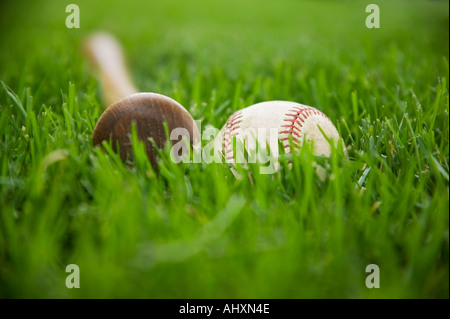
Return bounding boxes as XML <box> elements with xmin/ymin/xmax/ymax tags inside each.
<box><xmin>0</xmin><ymin>0</ymin><xmax>448</xmax><ymax>298</ymax></box>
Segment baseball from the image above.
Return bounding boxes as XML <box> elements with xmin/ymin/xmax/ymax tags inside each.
<box><xmin>213</xmin><ymin>101</ymin><xmax>345</xmax><ymax>169</ymax></box>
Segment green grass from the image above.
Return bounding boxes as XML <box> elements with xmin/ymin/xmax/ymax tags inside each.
<box><xmin>0</xmin><ymin>0</ymin><xmax>448</xmax><ymax>298</ymax></box>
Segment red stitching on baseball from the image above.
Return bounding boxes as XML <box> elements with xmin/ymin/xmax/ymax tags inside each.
<box><xmin>282</xmin><ymin>105</ymin><xmax>330</xmax><ymax>152</ymax></box>
<box><xmin>223</xmin><ymin>110</ymin><xmax>243</xmax><ymax>160</ymax></box>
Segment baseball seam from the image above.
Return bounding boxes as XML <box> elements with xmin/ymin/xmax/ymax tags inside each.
<box><xmin>223</xmin><ymin>110</ymin><xmax>243</xmax><ymax>160</ymax></box>
<box><xmin>280</xmin><ymin>106</ymin><xmax>330</xmax><ymax>152</ymax></box>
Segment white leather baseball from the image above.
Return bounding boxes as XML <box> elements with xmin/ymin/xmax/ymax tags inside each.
<box><xmin>213</xmin><ymin>101</ymin><xmax>345</xmax><ymax>163</ymax></box>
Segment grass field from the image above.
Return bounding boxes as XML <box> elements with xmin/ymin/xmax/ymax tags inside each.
<box><xmin>0</xmin><ymin>0</ymin><xmax>448</xmax><ymax>298</ymax></box>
